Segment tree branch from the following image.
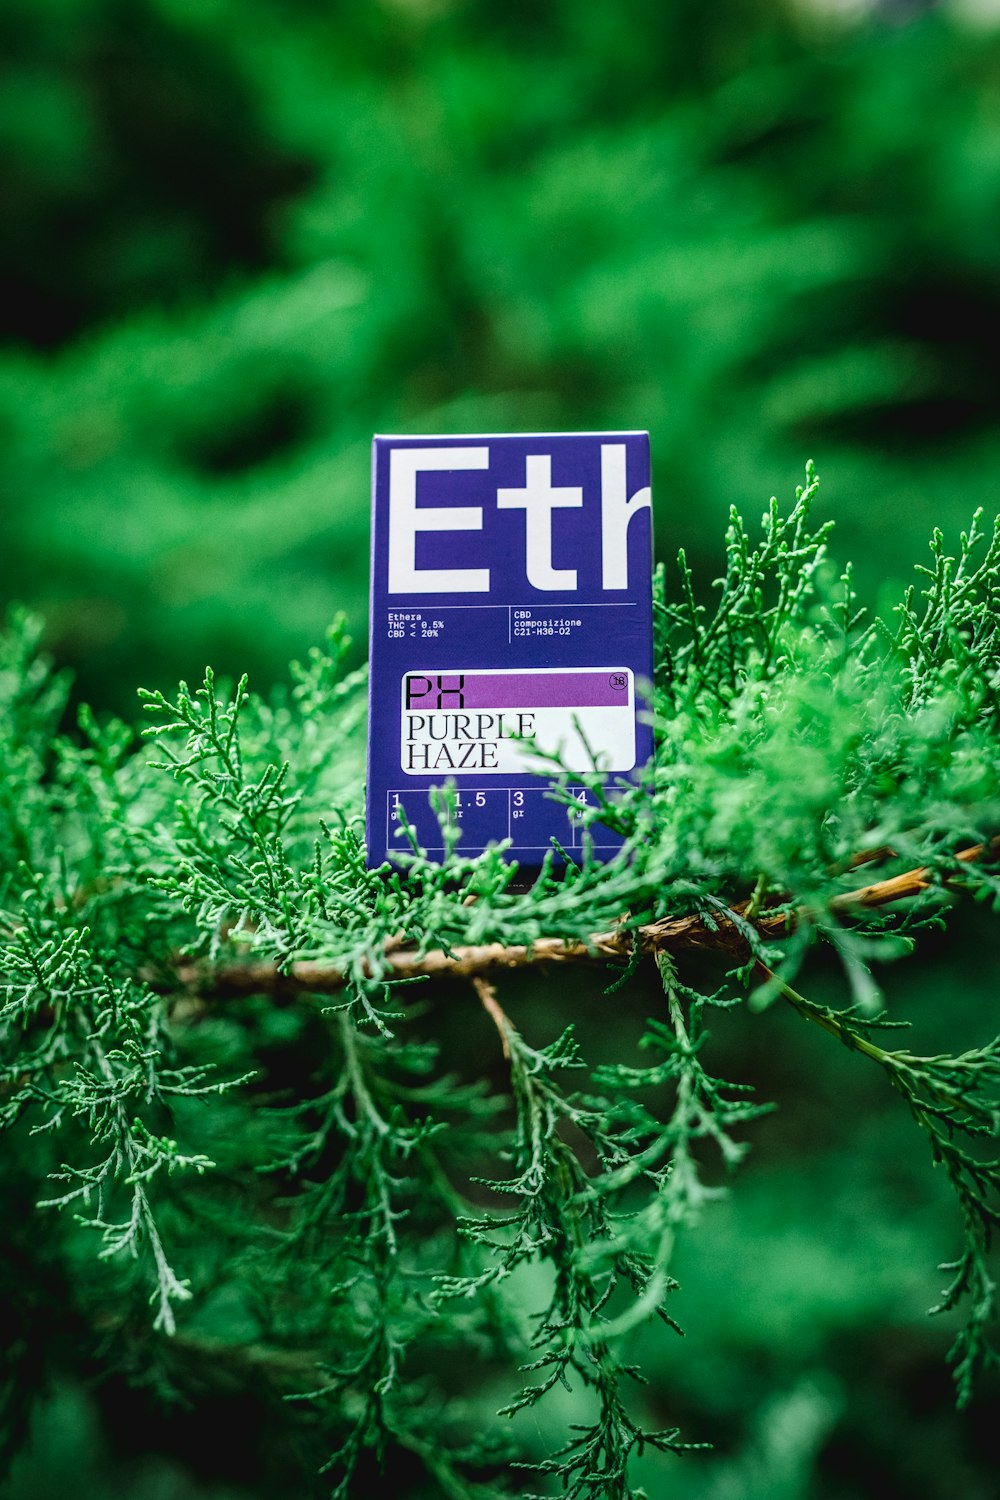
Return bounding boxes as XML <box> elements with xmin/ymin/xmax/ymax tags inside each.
<box><xmin>473</xmin><ymin>975</ymin><xmax>511</xmax><ymax>1058</ymax></box>
<box><xmin>165</xmin><ymin>838</ymin><xmax>998</xmax><ymax>1002</ymax></box>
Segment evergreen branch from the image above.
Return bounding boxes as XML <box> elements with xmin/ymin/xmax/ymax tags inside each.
<box><xmin>5</xmin><ymin>487</ymin><xmax>1000</xmax><ymax>1493</ymax></box>
<box><xmin>165</xmin><ymin>835</ymin><xmax>999</xmax><ymax>999</ymax></box>
<box><xmin>828</xmin><ymin>838</ymin><xmax>999</xmax><ymax>913</ymax></box>
<box><xmin>758</xmin><ymin>960</ymin><xmax>1000</xmax><ymax>1401</ymax></box>
<box><xmin>443</xmin><ymin>985</ymin><xmax>707</xmax><ymax>1499</ymax></box>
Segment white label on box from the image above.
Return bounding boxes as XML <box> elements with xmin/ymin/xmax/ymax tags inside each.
<box><xmin>399</xmin><ymin>667</ymin><xmax>635</xmax><ymax>776</ymax></box>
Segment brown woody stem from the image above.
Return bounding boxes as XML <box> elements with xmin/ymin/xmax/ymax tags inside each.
<box><xmin>473</xmin><ymin>975</ymin><xmax>512</xmax><ymax>1058</ymax></box>
<box><xmin>165</xmin><ymin>838</ymin><xmax>998</xmax><ymax>1002</ymax></box>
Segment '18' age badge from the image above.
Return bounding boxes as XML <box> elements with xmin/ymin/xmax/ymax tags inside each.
<box><xmin>366</xmin><ymin>432</ymin><xmax>654</xmax><ymax>865</ymax></box>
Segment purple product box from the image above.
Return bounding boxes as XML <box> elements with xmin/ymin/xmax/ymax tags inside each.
<box><xmin>366</xmin><ymin>432</ymin><xmax>654</xmax><ymax>865</ymax></box>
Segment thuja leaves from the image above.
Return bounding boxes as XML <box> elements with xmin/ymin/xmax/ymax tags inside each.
<box><xmin>2</xmin><ymin>478</ymin><xmax>1000</xmax><ymax>1496</ymax></box>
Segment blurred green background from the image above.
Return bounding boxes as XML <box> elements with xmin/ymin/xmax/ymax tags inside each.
<box><xmin>6</xmin><ymin>0</ymin><xmax>1000</xmax><ymax>711</ymax></box>
<box><xmin>3</xmin><ymin>0</ymin><xmax>1000</xmax><ymax>1496</ymax></box>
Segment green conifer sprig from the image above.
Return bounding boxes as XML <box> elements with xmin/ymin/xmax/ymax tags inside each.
<box><xmin>2</xmin><ymin>471</ymin><xmax>999</xmax><ymax>1496</ymax></box>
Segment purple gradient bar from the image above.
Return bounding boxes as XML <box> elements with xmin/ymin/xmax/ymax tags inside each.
<box><xmin>404</xmin><ymin>670</ymin><xmax>630</xmax><ymax>709</ymax></box>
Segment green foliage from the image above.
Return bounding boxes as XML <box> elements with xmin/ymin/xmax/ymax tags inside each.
<box><xmin>2</xmin><ymin>481</ymin><xmax>999</xmax><ymax>1497</ymax></box>
<box><xmin>6</xmin><ymin>3</ymin><xmax>1000</xmax><ymax>706</ymax></box>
